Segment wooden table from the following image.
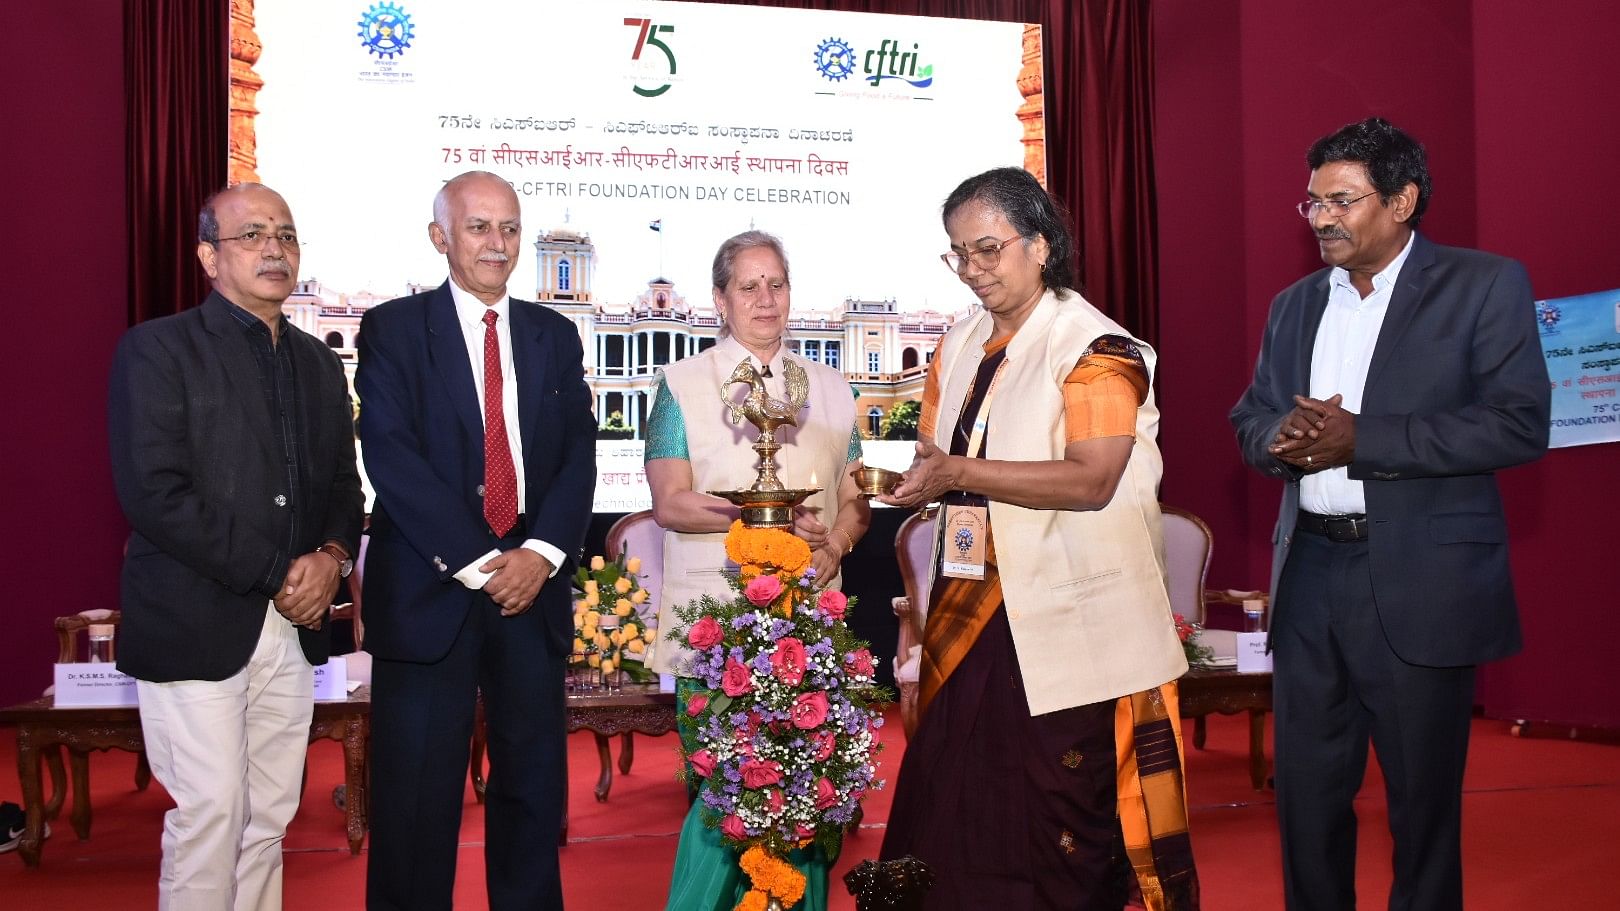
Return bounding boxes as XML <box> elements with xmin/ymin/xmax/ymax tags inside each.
<box><xmin>566</xmin><ymin>683</ymin><xmax>678</xmax><ymax>803</ymax></box>
<box><xmin>1178</xmin><ymin>666</ymin><xmax>1273</xmax><ymax>790</ymax></box>
<box><xmin>0</xmin><ymin>688</ymin><xmax>372</xmax><ymax>867</ymax></box>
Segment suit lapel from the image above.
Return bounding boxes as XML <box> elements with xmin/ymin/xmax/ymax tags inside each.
<box><xmin>285</xmin><ymin>328</ymin><xmax>325</xmax><ymax>467</ymax></box>
<box><xmin>510</xmin><ymin>299</ymin><xmax>548</xmax><ymax>462</ymax></box>
<box><xmin>1365</xmin><ymin>233</ymin><xmax>1435</xmax><ymax>392</ymax></box>
<box><xmin>1293</xmin><ymin>274</ymin><xmax>1333</xmax><ymax>392</ymax></box>
<box><xmin>427</xmin><ymin>283</ymin><xmax>484</xmax><ymax>443</ymax></box>
<box><xmin>201</xmin><ymin>293</ymin><xmax>276</xmax><ymax>453</ymax></box>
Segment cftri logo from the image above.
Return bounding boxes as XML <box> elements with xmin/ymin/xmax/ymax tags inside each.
<box><xmin>862</xmin><ymin>39</ymin><xmax>932</xmax><ymax>88</ymax></box>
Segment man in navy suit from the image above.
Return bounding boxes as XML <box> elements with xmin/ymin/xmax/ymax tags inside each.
<box><xmin>1231</xmin><ymin>118</ymin><xmax>1549</xmax><ymax>910</ymax></box>
<box><xmin>357</xmin><ymin>170</ymin><xmax>595</xmax><ymax>909</ymax></box>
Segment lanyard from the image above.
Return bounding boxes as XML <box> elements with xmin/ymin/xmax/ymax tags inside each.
<box><xmin>961</xmin><ymin>357</ymin><xmax>1009</xmax><ymax>460</ymax></box>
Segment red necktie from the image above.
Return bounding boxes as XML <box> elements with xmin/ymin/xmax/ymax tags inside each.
<box><xmin>481</xmin><ymin>309</ymin><xmax>518</xmax><ymax>537</ymax></box>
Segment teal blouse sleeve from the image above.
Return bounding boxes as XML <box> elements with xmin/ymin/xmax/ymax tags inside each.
<box><xmin>644</xmin><ymin>375</ymin><xmax>689</xmax><ymax>461</ymax></box>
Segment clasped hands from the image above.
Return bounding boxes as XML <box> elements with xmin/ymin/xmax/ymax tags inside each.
<box><xmin>274</xmin><ymin>552</ymin><xmax>341</xmax><ymax>630</ymax></box>
<box><xmin>479</xmin><ymin>547</ymin><xmax>552</xmax><ymax>617</ymax></box>
<box><xmin>1269</xmin><ymin>393</ymin><xmax>1356</xmax><ymax>471</ymax></box>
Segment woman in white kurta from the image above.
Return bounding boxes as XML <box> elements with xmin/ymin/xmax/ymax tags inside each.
<box><xmin>645</xmin><ymin>230</ymin><xmax>870</xmax><ymax>911</ymax></box>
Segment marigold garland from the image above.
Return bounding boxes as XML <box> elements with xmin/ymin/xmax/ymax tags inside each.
<box><xmin>738</xmin><ymin>845</ymin><xmax>808</xmax><ymax>907</ymax></box>
<box><xmin>724</xmin><ymin>520</ymin><xmax>812</xmax><ymax>577</ymax></box>
<box><xmin>735</xmin><ymin>891</ymin><xmax>769</xmax><ymax>911</ymax></box>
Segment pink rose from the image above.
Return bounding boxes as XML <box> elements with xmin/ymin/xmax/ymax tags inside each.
<box><xmin>795</xmin><ymin>823</ymin><xmax>816</xmax><ymax>841</ymax></box>
<box><xmin>846</xmin><ymin>648</ymin><xmax>875</xmax><ymax>678</ymax></box>
<box><xmin>811</xmin><ymin>729</ymin><xmax>837</xmax><ymax>762</ymax></box>
<box><xmin>791</xmin><ymin>691</ymin><xmax>830</xmax><ymax>730</ymax></box>
<box><xmin>817</xmin><ymin>589</ymin><xmax>848</xmax><ymax>620</ymax></box>
<box><xmin>689</xmin><ymin>749</ymin><xmax>715</xmax><ymax>778</ymax></box>
<box><xmin>722</xmin><ymin>814</ymin><xmax>747</xmax><ymax>840</ymax></box>
<box><xmin>685</xmin><ymin>693</ymin><xmax>709</xmax><ymax>717</ymax></box>
<box><xmin>744</xmin><ymin>574</ymin><xmax>783</xmax><ymax>606</ymax></box>
<box><xmin>687</xmin><ymin>615</ymin><xmax>724</xmax><ymax>650</ymax></box>
<box><xmin>815</xmin><ymin>776</ymin><xmax>839</xmax><ymax>810</ymax></box>
<box><xmin>740</xmin><ymin>759</ymin><xmax>784</xmax><ymax>789</ymax></box>
<box><xmin>721</xmin><ymin>658</ymin><xmax>754</xmax><ymax>697</ymax></box>
<box><xmin>770</xmin><ymin>637</ymin><xmax>807</xmax><ymax>686</ymax></box>
<box><xmin>765</xmin><ymin>788</ymin><xmax>785</xmax><ymax>816</ymax></box>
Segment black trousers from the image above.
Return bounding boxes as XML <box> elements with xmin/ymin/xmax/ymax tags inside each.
<box><xmin>1272</xmin><ymin>531</ymin><xmax>1475</xmax><ymax>911</ymax></box>
<box><xmin>366</xmin><ymin>565</ymin><xmax>567</xmax><ymax>911</ymax></box>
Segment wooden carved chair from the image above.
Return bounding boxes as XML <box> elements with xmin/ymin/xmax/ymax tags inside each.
<box><xmin>891</xmin><ymin>508</ymin><xmax>938</xmax><ymax>738</ymax></box>
<box><xmin>326</xmin><ymin>533</ymin><xmax>369</xmax><ymax>816</ymax></box>
<box><xmin>1160</xmin><ymin>505</ymin><xmax>1216</xmax><ymax>748</ymax></box>
<box><xmin>45</xmin><ymin>610</ymin><xmax>152</xmax><ymax>839</ymax></box>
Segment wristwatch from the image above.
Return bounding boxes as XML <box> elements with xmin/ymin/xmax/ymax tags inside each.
<box><xmin>315</xmin><ymin>542</ymin><xmax>354</xmax><ymax>578</ymax></box>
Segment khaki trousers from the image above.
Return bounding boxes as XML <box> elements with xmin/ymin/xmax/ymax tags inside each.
<box><xmin>137</xmin><ymin>602</ymin><xmax>314</xmax><ymax>911</ymax></box>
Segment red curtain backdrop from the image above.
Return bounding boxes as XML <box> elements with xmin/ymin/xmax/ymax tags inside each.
<box><xmin>125</xmin><ymin>0</ymin><xmax>227</xmax><ymax>324</ymax></box>
<box><xmin>120</xmin><ymin>0</ymin><xmax>1158</xmax><ymax>342</ymax></box>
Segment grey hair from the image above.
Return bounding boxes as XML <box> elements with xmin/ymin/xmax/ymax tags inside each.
<box><xmin>197</xmin><ymin>182</ymin><xmax>270</xmax><ymax>244</ymax></box>
<box><xmin>433</xmin><ymin>170</ymin><xmax>507</xmax><ymax>229</ymax></box>
<box><xmin>711</xmin><ymin>230</ymin><xmax>790</xmax><ymax>291</ymax></box>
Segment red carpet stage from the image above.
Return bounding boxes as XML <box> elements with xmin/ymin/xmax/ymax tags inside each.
<box><xmin>4</xmin><ymin>708</ymin><xmax>1615</xmax><ymax>908</ymax></box>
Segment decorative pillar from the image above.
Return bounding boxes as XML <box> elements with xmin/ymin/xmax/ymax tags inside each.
<box><xmin>1018</xmin><ymin>24</ymin><xmax>1046</xmax><ymax>187</ymax></box>
<box><xmin>228</xmin><ymin>0</ymin><xmax>264</xmax><ymax>185</ymax></box>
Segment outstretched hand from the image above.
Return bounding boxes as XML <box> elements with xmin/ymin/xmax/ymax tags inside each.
<box><xmin>878</xmin><ymin>438</ymin><xmax>957</xmax><ymax>508</ymax></box>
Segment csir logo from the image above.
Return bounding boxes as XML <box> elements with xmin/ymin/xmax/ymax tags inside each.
<box><xmin>624</xmin><ymin>18</ymin><xmax>676</xmax><ymax>97</ymax></box>
<box><xmin>357</xmin><ymin>2</ymin><xmax>414</xmax><ymax>61</ymax></box>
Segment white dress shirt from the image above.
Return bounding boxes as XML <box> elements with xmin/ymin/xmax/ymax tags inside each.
<box><xmin>446</xmin><ymin>280</ymin><xmax>564</xmax><ymax>587</ymax></box>
<box><xmin>1300</xmin><ymin>232</ymin><xmax>1415</xmax><ymax>516</ymax></box>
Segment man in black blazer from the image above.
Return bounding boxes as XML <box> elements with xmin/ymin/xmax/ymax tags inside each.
<box><xmin>1231</xmin><ymin>118</ymin><xmax>1549</xmax><ymax>910</ymax></box>
<box><xmin>357</xmin><ymin>171</ymin><xmax>595</xmax><ymax>910</ymax></box>
<box><xmin>109</xmin><ymin>183</ymin><xmax>364</xmax><ymax>909</ymax></box>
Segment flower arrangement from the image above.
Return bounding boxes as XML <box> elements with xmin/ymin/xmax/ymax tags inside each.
<box><xmin>670</xmin><ymin>520</ymin><xmax>890</xmax><ymax>910</ymax></box>
<box><xmin>1174</xmin><ymin>612</ymin><xmax>1215</xmax><ymax>668</ymax></box>
<box><xmin>572</xmin><ymin>554</ymin><xmax>657</xmax><ymax>683</ymax></box>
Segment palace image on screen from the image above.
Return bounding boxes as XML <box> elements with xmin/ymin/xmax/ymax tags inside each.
<box><xmin>232</xmin><ymin>0</ymin><xmax>1045</xmax><ymax>511</ymax></box>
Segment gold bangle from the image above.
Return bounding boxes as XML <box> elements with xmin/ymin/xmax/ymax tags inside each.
<box><xmin>829</xmin><ymin>528</ymin><xmax>855</xmax><ymax>556</ymax></box>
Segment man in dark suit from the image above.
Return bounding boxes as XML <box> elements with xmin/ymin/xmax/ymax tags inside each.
<box><xmin>1231</xmin><ymin>118</ymin><xmax>1550</xmax><ymax>910</ymax></box>
<box><xmin>109</xmin><ymin>183</ymin><xmax>364</xmax><ymax>909</ymax></box>
<box><xmin>357</xmin><ymin>170</ymin><xmax>595</xmax><ymax>910</ymax></box>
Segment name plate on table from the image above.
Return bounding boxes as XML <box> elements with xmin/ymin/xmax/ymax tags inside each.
<box><xmin>312</xmin><ymin>656</ymin><xmax>349</xmax><ymax>701</ymax></box>
<box><xmin>1235</xmin><ymin>632</ymin><xmax>1273</xmax><ymax>673</ymax></box>
<box><xmin>53</xmin><ymin>663</ymin><xmax>138</xmax><ymax>707</ymax></box>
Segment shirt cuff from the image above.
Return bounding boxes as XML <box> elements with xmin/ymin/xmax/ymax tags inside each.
<box><xmin>454</xmin><ymin>548</ymin><xmax>502</xmax><ymax>590</ymax></box>
<box><xmin>453</xmin><ymin>540</ymin><xmax>565</xmax><ymax>589</ymax></box>
<box><xmin>522</xmin><ymin>539</ymin><xmax>566</xmax><ymax>577</ymax></box>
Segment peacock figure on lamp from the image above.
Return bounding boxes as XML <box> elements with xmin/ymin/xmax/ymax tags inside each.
<box><xmin>709</xmin><ymin>358</ymin><xmax>821</xmax><ymax>528</ymax></box>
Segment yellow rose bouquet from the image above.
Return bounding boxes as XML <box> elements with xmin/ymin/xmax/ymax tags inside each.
<box><xmin>571</xmin><ymin>553</ymin><xmax>656</xmax><ymax>685</ymax></box>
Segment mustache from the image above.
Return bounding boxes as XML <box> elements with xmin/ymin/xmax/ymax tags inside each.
<box><xmin>1316</xmin><ymin>228</ymin><xmax>1351</xmax><ymax>241</ymax></box>
<box><xmin>479</xmin><ymin>252</ymin><xmax>511</xmax><ymax>263</ymax></box>
<box><xmin>256</xmin><ymin>262</ymin><xmax>291</xmax><ymax>277</ymax></box>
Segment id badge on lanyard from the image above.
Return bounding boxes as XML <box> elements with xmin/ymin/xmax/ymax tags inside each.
<box><xmin>940</xmin><ymin>501</ymin><xmax>990</xmax><ymax>580</ymax></box>
<box><xmin>939</xmin><ymin>358</ymin><xmax>1006</xmax><ymax>581</ymax></box>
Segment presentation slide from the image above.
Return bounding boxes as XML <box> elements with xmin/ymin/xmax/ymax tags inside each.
<box><xmin>1536</xmin><ymin>289</ymin><xmax>1620</xmax><ymax>449</ymax></box>
<box><xmin>238</xmin><ymin>1</ymin><xmax>1043</xmax><ymax>510</ymax></box>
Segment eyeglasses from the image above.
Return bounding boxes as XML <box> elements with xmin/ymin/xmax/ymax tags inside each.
<box><xmin>215</xmin><ymin>229</ymin><xmax>302</xmax><ymax>252</ymax></box>
<box><xmin>1295</xmin><ymin>192</ymin><xmax>1377</xmax><ymax>219</ymax></box>
<box><xmin>940</xmin><ymin>234</ymin><xmax>1025</xmax><ymax>273</ymax></box>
